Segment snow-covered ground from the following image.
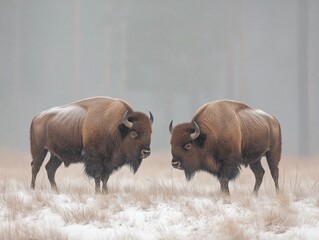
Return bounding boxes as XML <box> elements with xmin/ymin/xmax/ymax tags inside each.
<box><xmin>0</xmin><ymin>151</ymin><xmax>318</xmax><ymax>239</ymax></box>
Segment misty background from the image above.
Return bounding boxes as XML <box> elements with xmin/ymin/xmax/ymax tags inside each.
<box><xmin>0</xmin><ymin>0</ymin><xmax>318</xmax><ymax>157</ymax></box>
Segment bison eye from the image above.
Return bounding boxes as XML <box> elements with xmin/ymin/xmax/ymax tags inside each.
<box><xmin>130</xmin><ymin>131</ymin><xmax>138</xmax><ymax>138</ymax></box>
<box><xmin>184</xmin><ymin>143</ymin><xmax>192</xmax><ymax>150</ymax></box>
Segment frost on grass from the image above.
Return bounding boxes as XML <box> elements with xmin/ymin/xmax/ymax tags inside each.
<box><xmin>0</xmin><ymin>152</ymin><xmax>319</xmax><ymax>239</ymax></box>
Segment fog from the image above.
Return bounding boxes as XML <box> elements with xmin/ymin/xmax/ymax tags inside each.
<box><xmin>1</xmin><ymin>0</ymin><xmax>318</xmax><ymax>156</ymax></box>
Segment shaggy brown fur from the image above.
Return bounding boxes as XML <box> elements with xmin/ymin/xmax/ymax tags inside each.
<box><xmin>30</xmin><ymin>97</ymin><xmax>153</xmax><ymax>193</ymax></box>
<box><xmin>170</xmin><ymin>100</ymin><xmax>281</xmax><ymax>195</ymax></box>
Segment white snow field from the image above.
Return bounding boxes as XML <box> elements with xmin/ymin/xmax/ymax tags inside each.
<box><xmin>0</xmin><ymin>150</ymin><xmax>318</xmax><ymax>240</ymax></box>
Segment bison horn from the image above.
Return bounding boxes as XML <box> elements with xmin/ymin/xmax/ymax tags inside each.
<box><xmin>169</xmin><ymin>120</ymin><xmax>173</xmax><ymax>134</ymax></box>
<box><xmin>149</xmin><ymin>111</ymin><xmax>154</xmax><ymax>124</ymax></box>
<box><xmin>190</xmin><ymin>121</ymin><xmax>200</xmax><ymax>140</ymax></box>
<box><xmin>123</xmin><ymin>111</ymin><xmax>133</xmax><ymax>128</ymax></box>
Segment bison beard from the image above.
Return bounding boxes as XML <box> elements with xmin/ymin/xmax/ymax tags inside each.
<box><xmin>183</xmin><ymin>163</ymin><xmax>196</xmax><ymax>181</ymax></box>
<box><xmin>130</xmin><ymin>157</ymin><xmax>143</xmax><ymax>174</ymax></box>
<box><xmin>184</xmin><ymin>168</ymin><xmax>195</xmax><ymax>181</ymax></box>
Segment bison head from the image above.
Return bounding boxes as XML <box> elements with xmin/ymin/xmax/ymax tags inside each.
<box><xmin>169</xmin><ymin>120</ymin><xmax>207</xmax><ymax>181</ymax></box>
<box><xmin>118</xmin><ymin>111</ymin><xmax>153</xmax><ymax>173</ymax></box>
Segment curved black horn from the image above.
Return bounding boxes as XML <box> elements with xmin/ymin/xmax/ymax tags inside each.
<box><xmin>190</xmin><ymin>121</ymin><xmax>200</xmax><ymax>140</ymax></box>
<box><xmin>169</xmin><ymin>120</ymin><xmax>174</xmax><ymax>134</ymax></box>
<box><xmin>123</xmin><ymin>111</ymin><xmax>133</xmax><ymax>128</ymax></box>
<box><xmin>149</xmin><ymin>111</ymin><xmax>154</xmax><ymax>124</ymax></box>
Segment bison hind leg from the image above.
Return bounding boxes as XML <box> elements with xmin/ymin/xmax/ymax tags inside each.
<box><xmin>45</xmin><ymin>154</ymin><xmax>62</xmax><ymax>192</ymax></box>
<box><xmin>31</xmin><ymin>148</ymin><xmax>48</xmax><ymax>189</ymax></box>
<box><xmin>266</xmin><ymin>150</ymin><xmax>280</xmax><ymax>192</ymax></box>
<box><xmin>249</xmin><ymin>158</ymin><xmax>265</xmax><ymax>195</ymax></box>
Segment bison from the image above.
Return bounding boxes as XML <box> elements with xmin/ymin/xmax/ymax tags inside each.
<box><xmin>30</xmin><ymin>97</ymin><xmax>153</xmax><ymax>193</ymax></box>
<box><xmin>169</xmin><ymin>100</ymin><xmax>281</xmax><ymax>195</ymax></box>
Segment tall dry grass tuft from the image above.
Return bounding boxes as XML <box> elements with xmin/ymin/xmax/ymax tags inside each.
<box><xmin>155</xmin><ymin>224</ymin><xmax>183</xmax><ymax>240</ymax></box>
<box><xmin>1</xmin><ymin>192</ymin><xmax>35</xmax><ymax>221</ymax></box>
<box><xmin>51</xmin><ymin>204</ymin><xmax>108</xmax><ymax>225</ymax></box>
<box><xmin>276</xmin><ymin>191</ymin><xmax>291</xmax><ymax>209</ymax></box>
<box><xmin>0</xmin><ymin>221</ymin><xmax>68</xmax><ymax>240</ymax></box>
<box><xmin>262</xmin><ymin>207</ymin><xmax>297</xmax><ymax>234</ymax></box>
<box><xmin>217</xmin><ymin>218</ymin><xmax>249</xmax><ymax>240</ymax></box>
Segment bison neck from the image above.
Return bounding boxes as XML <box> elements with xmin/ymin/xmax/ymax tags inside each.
<box><xmin>201</xmin><ymin>156</ymin><xmax>221</xmax><ymax>175</ymax></box>
<box><xmin>109</xmin><ymin>150</ymin><xmax>142</xmax><ymax>174</ymax></box>
<box><xmin>102</xmin><ymin>151</ymin><xmax>126</xmax><ymax>173</ymax></box>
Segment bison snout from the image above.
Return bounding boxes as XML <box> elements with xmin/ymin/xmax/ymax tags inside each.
<box><xmin>172</xmin><ymin>160</ymin><xmax>183</xmax><ymax>170</ymax></box>
<box><xmin>141</xmin><ymin>148</ymin><xmax>151</xmax><ymax>159</ymax></box>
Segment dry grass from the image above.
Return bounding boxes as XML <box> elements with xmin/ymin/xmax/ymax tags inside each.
<box><xmin>0</xmin><ymin>149</ymin><xmax>319</xmax><ymax>239</ymax></box>
<box><xmin>0</xmin><ymin>222</ymin><xmax>68</xmax><ymax>240</ymax></box>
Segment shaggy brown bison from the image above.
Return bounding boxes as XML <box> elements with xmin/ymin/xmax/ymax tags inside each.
<box><xmin>30</xmin><ymin>97</ymin><xmax>153</xmax><ymax>193</ymax></box>
<box><xmin>169</xmin><ymin>100</ymin><xmax>281</xmax><ymax>195</ymax></box>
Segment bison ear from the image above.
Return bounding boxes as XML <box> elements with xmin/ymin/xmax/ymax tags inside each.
<box><xmin>194</xmin><ymin>133</ymin><xmax>207</xmax><ymax>148</ymax></box>
<box><xmin>118</xmin><ymin>124</ymin><xmax>130</xmax><ymax>138</ymax></box>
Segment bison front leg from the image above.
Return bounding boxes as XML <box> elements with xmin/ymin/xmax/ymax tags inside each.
<box><xmin>102</xmin><ymin>175</ymin><xmax>109</xmax><ymax>194</ymax></box>
<box><xmin>94</xmin><ymin>175</ymin><xmax>109</xmax><ymax>194</ymax></box>
<box><xmin>94</xmin><ymin>177</ymin><xmax>101</xmax><ymax>194</ymax></box>
<box><xmin>218</xmin><ymin>162</ymin><xmax>240</xmax><ymax>195</ymax></box>
<box><xmin>83</xmin><ymin>157</ymin><xmax>104</xmax><ymax>194</ymax></box>
<box><xmin>218</xmin><ymin>177</ymin><xmax>230</xmax><ymax>195</ymax></box>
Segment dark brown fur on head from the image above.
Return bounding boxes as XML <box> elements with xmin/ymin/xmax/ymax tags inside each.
<box><xmin>118</xmin><ymin>111</ymin><xmax>153</xmax><ymax>173</ymax></box>
<box><xmin>170</xmin><ymin>122</ymin><xmax>207</xmax><ymax>180</ymax></box>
